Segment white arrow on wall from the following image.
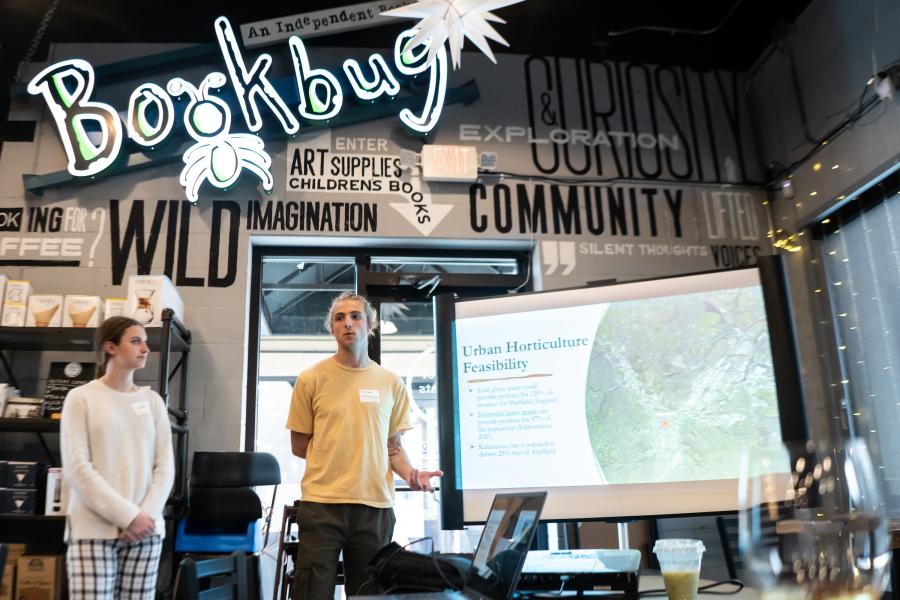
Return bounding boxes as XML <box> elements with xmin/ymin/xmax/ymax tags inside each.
<box><xmin>390</xmin><ymin>202</ymin><xmax>454</xmax><ymax>235</ymax></box>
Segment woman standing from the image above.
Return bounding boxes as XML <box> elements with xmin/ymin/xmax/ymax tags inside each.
<box><xmin>61</xmin><ymin>316</ymin><xmax>175</xmax><ymax>600</ymax></box>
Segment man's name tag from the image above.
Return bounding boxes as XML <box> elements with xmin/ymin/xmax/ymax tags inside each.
<box><xmin>132</xmin><ymin>401</ymin><xmax>151</xmax><ymax>416</ymax></box>
<box><xmin>358</xmin><ymin>389</ymin><xmax>380</xmax><ymax>403</ymax></box>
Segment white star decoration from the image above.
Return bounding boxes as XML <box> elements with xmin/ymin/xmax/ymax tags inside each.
<box><xmin>382</xmin><ymin>0</ymin><xmax>525</xmax><ymax>69</ymax></box>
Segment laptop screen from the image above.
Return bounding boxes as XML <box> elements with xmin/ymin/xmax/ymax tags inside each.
<box><xmin>464</xmin><ymin>492</ymin><xmax>547</xmax><ymax>600</ymax></box>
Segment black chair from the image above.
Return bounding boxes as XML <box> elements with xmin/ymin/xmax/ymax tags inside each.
<box><xmin>176</xmin><ymin>451</ymin><xmax>282</xmax><ymax>553</ymax></box>
<box><xmin>180</xmin><ymin>551</ymin><xmax>250</xmax><ymax>600</ymax></box>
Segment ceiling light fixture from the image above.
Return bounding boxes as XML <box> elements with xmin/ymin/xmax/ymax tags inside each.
<box><xmin>382</xmin><ymin>0</ymin><xmax>525</xmax><ymax>69</ymax></box>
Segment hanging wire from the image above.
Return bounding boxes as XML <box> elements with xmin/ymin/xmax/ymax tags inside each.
<box><xmin>15</xmin><ymin>0</ymin><xmax>64</xmax><ymax>83</ymax></box>
<box><xmin>608</xmin><ymin>0</ymin><xmax>744</xmax><ymax>37</ymax></box>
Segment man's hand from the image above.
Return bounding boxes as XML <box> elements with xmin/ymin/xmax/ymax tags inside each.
<box><xmin>120</xmin><ymin>512</ymin><xmax>155</xmax><ymax>542</ymax></box>
<box><xmin>407</xmin><ymin>468</ymin><xmax>444</xmax><ymax>492</ymax></box>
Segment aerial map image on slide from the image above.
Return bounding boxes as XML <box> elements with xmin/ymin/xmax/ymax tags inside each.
<box><xmin>584</xmin><ymin>287</ymin><xmax>781</xmax><ymax>484</ymax></box>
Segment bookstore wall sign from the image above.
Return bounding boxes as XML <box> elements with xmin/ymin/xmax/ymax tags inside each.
<box><xmin>27</xmin><ymin>16</ymin><xmax>449</xmax><ymax>203</ymax></box>
<box><xmin>7</xmin><ymin>33</ymin><xmax>770</xmax><ymax>286</ymax></box>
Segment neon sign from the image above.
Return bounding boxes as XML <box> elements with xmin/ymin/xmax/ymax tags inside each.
<box><xmin>27</xmin><ymin>17</ymin><xmax>448</xmax><ymax>203</ymax></box>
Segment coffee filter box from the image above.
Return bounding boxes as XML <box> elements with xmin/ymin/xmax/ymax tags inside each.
<box><xmin>1</xmin><ymin>280</ymin><xmax>31</xmax><ymax>327</ymax></box>
<box><xmin>126</xmin><ymin>275</ymin><xmax>184</xmax><ymax>326</ymax></box>
<box><xmin>2</xmin><ymin>305</ymin><xmax>26</xmax><ymax>327</ymax></box>
<box><xmin>103</xmin><ymin>297</ymin><xmax>127</xmax><ymax>318</ymax></box>
<box><xmin>4</xmin><ymin>280</ymin><xmax>31</xmax><ymax>305</ymax></box>
<box><xmin>63</xmin><ymin>296</ymin><xmax>103</xmax><ymax>328</ymax></box>
<box><xmin>26</xmin><ymin>295</ymin><xmax>63</xmax><ymax>328</ymax></box>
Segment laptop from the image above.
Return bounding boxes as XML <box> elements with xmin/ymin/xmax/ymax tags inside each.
<box><xmin>365</xmin><ymin>491</ymin><xmax>548</xmax><ymax>600</ymax></box>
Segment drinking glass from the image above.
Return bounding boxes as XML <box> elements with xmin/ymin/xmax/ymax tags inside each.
<box><xmin>738</xmin><ymin>439</ymin><xmax>890</xmax><ymax>600</ymax></box>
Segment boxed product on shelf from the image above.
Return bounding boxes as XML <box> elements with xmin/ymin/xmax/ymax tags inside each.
<box><xmin>103</xmin><ymin>297</ymin><xmax>127</xmax><ymax>319</ymax></box>
<box><xmin>6</xmin><ymin>544</ymin><xmax>26</xmax><ymax>563</ymax></box>
<box><xmin>0</xmin><ymin>545</ymin><xmax>26</xmax><ymax>600</ymax></box>
<box><xmin>1</xmin><ymin>303</ymin><xmax>27</xmax><ymax>327</ymax></box>
<box><xmin>15</xmin><ymin>556</ymin><xmax>64</xmax><ymax>600</ymax></box>
<box><xmin>0</xmin><ymin>562</ymin><xmax>14</xmax><ymax>600</ymax></box>
<box><xmin>3</xmin><ymin>280</ymin><xmax>31</xmax><ymax>305</ymax></box>
<box><xmin>126</xmin><ymin>275</ymin><xmax>184</xmax><ymax>327</ymax></box>
<box><xmin>0</xmin><ymin>383</ymin><xmax>14</xmax><ymax>415</ymax></box>
<box><xmin>25</xmin><ymin>296</ymin><xmax>64</xmax><ymax>328</ymax></box>
<box><xmin>62</xmin><ymin>296</ymin><xmax>103</xmax><ymax>328</ymax></box>
<box><xmin>1</xmin><ymin>488</ymin><xmax>37</xmax><ymax>514</ymax></box>
<box><xmin>2</xmin><ymin>397</ymin><xmax>43</xmax><ymax>419</ymax></box>
<box><xmin>44</xmin><ymin>468</ymin><xmax>67</xmax><ymax>516</ymax></box>
<box><xmin>2</xmin><ymin>280</ymin><xmax>32</xmax><ymax>327</ymax></box>
<box><xmin>5</xmin><ymin>462</ymin><xmax>44</xmax><ymax>488</ymax></box>
<box><xmin>0</xmin><ymin>274</ymin><xmax>6</xmax><ymax>316</ymax></box>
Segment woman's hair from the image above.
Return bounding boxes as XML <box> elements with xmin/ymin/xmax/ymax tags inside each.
<box><xmin>322</xmin><ymin>291</ymin><xmax>378</xmax><ymax>337</ymax></box>
<box><xmin>94</xmin><ymin>316</ymin><xmax>144</xmax><ymax>377</ymax></box>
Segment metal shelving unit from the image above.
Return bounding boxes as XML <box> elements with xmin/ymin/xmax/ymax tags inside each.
<box><xmin>0</xmin><ymin>308</ymin><xmax>191</xmax><ymax>544</ymax></box>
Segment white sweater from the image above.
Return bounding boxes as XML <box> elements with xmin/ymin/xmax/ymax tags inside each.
<box><xmin>60</xmin><ymin>379</ymin><xmax>175</xmax><ymax>540</ymax></box>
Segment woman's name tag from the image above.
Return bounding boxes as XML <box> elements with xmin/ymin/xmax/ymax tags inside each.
<box><xmin>132</xmin><ymin>401</ymin><xmax>151</xmax><ymax>415</ymax></box>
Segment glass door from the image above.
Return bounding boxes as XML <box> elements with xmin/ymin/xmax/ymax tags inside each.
<box><xmin>368</xmin><ymin>299</ymin><xmax>442</xmax><ymax>547</ymax></box>
<box><xmin>248</xmin><ymin>248</ymin><xmax>531</xmax><ymax>548</ymax></box>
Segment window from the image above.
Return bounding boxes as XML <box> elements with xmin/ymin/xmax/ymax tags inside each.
<box><xmin>247</xmin><ymin>247</ymin><xmax>530</xmax><ymax>549</ymax></box>
<box><xmin>815</xmin><ymin>176</ymin><xmax>900</xmax><ymax>518</ymax></box>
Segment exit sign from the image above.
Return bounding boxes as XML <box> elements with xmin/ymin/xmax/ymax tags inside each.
<box><xmin>421</xmin><ymin>145</ymin><xmax>479</xmax><ymax>182</ymax></box>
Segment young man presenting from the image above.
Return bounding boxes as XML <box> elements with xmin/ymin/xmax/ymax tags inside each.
<box><xmin>287</xmin><ymin>292</ymin><xmax>443</xmax><ymax>600</ymax></box>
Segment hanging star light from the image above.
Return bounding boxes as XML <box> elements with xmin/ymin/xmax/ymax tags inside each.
<box><xmin>382</xmin><ymin>0</ymin><xmax>525</xmax><ymax>69</ymax></box>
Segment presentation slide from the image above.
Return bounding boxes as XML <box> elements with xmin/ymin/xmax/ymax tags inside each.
<box><xmin>454</xmin><ymin>274</ymin><xmax>782</xmax><ymax>493</ymax></box>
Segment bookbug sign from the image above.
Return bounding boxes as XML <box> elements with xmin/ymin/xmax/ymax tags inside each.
<box><xmin>27</xmin><ymin>17</ymin><xmax>448</xmax><ymax>203</ymax></box>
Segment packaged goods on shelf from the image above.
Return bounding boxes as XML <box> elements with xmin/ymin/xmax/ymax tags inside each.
<box><xmin>103</xmin><ymin>297</ymin><xmax>126</xmax><ymax>318</ymax></box>
<box><xmin>44</xmin><ymin>468</ymin><xmax>67</xmax><ymax>516</ymax></box>
<box><xmin>1</xmin><ymin>303</ymin><xmax>26</xmax><ymax>327</ymax></box>
<box><xmin>126</xmin><ymin>275</ymin><xmax>184</xmax><ymax>326</ymax></box>
<box><xmin>3</xmin><ymin>280</ymin><xmax>31</xmax><ymax>305</ymax></box>
<box><xmin>4</xmin><ymin>462</ymin><xmax>44</xmax><ymax>489</ymax></box>
<box><xmin>2</xmin><ymin>397</ymin><xmax>42</xmax><ymax>419</ymax></box>
<box><xmin>15</xmin><ymin>555</ymin><xmax>65</xmax><ymax>600</ymax></box>
<box><xmin>26</xmin><ymin>296</ymin><xmax>63</xmax><ymax>328</ymax></box>
<box><xmin>62</xmin><ymin>296</ymin><xmax>102</xmax><ymax>328</ymax></box>
<box><xmin>2</xmin><ymin>280</ymin><xmax>32</xmax><ymax>327</ymax></box>
<box><xmin>1</xmin><ymin>488</ymin><xmax>37</xmax><ymax>515</ymax></box>
<box><xmin>0</xmin><ymin>383</ymin><xmax>17</xmax><ymax>415</ymax></box>
<box><xmin>0</xmin><ymin>562</ymin><xmax>14</xmax><ymax>600</ymax></box>
<box><xmin>0</xmin><ymin>274</ymin><xmax>6</xmax><ymax>316</ymax></box>
<box><xmin>0</xmin><ymin>545</ymin><xmax>25</xmax><ymax>600</ymax></box>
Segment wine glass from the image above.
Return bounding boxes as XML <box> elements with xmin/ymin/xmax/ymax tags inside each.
<box><xmin>738</xmin><ymin>438</ymin><xmax>890</xmax><ymax>600</ymax></box>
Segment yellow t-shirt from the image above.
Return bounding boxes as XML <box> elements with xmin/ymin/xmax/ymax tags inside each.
<box><xmin>285</xmin><ymin>357</ymin><xmax>413</xmax><ymax>508</ymax></box>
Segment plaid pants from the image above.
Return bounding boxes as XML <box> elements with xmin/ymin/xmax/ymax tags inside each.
<box><xmin>66</xmin><ymin>537</ymin><xmax>163</xmax><ymax>600</ymax></box>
